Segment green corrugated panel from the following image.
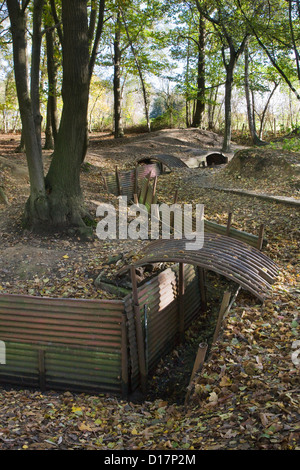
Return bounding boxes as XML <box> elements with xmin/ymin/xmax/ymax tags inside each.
<box><xmin>0</xmin><ymin>295</ymin><xmax>126</xmax><ymax>395</ymax></box>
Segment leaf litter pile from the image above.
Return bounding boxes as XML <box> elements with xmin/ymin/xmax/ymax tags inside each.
<box><xmin>0</xmin><ymin>131</ymin><xmax>299</xmax><ymax>450</ymax></box>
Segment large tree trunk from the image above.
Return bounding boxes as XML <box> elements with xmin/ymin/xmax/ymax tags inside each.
<box><xmin>45</xmin><ymin>0</ymin><xmax>91</xmax><ymax>233</ymax></box>
<box><xmin>191</xmin><ymin>14</ymin><xmax>205</xmax><ymax>128</ymax></box>
<box><xmin>7</xmin><ymin>0</ymin><xmax>49</xmax><ymax>226</ymax></box>
<box><xmin>8</xmin><ymin>0</ymin><xmax>105</xmax><ymax>236</ymax></box>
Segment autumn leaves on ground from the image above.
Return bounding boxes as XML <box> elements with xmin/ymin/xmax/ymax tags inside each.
<box><xmin>0</xmin><ymin>129</ymin><xmax>299</xmax><ymax>450</ymax></box>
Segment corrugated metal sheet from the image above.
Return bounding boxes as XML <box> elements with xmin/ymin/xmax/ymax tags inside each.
<box><xmin>104</xmin><ymin>164</ymin><xmax>161</xmax><ymax>201</ymax></box>
<box><xmin>137</xmin><ymin>154</ymin><xmax>188</xmax><ymax>170</ymax></box>
<box><xmin>204</xmin><ymin>220</ymin><xmax>266</xmax><ymax>248</ymax></box>
<box><xmin>130</xmin><ymin>234</ymin><xmax>279</xmax><ymax>301</ymax></box>
<box><xmin>125</xmin><ymin>265</ymin><xmax>203</xmax><ymax>389</ymax></box>
<box><xmin>0</xmin><ymin>294</ymin><xmax>127</xmax><ymax>396</ymax></box>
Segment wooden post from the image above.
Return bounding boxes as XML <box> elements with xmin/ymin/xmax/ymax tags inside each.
<box><xmin>257</xmin><ymin>224</ymin><xmax>265</xmax><ymax>251</ymax></box>
<box><xmin>197</xmin><ymin>267</ymin><xmax>207</xmax><ymax>313</ymax></box>
<box><xmin>179</xmin><ymin>263</ymin><xmax>185</xmax><ymax>343</ymax></box>
<box><xmin>100</xmin><ymin>172</ymin><xmax>108</xmax><ymax>191</ymax></box>
<box><xmin>115</xmin><ymin>166</ymin><xmax>122</xmax><ymax>196</ymax></box>
<box><xmin>151</xmin><ymin>176</ymin><xmax>158</xmax><ymax>204</ymax></box>
<box><xmin>226</xmin><ymin>212</ymin><xmax>232</xmax><ymax>236</ymax></box>
<box><xmin>173</xmin><ymin>189</ymin><xmax>178</xmax><ymax>204</ymax></box>
<box><xmin>143</xmin><ymin>173</ymin><xmax>151</xmax><ymax>205</ymax></box>
<box><xmin>130</xmin><ymin>266</ymin><xmax>147</xmax><ymax>393</ymax></box>
<box><xmin>212</xmin><ymin>291</ymin><xmax>231</xmax><ymax>344</ymax></box>
<box><xmin>134</xmin><ymin>164</ymin><xmax>138</xmax><ymax>196</ymax></box>
<box><xmin>184</xmin><ymin>342</ymin><xmax>208</xmax><ymax>406</ymax></box>
<box><xmin>144</xmin><ymin>304</ymin><xmax>149</xmax><ymax>375</ymax></box>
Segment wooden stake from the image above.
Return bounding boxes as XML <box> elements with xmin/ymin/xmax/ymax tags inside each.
<box><xmin>226</xmin><ymin>212</ymin><xmax>232</xmax><ymax>236</ymax></box>
<box><xmin>257</xmin><ymin>224</ymin><xmax>265</xmax><ymax>251</ymax></box>
<box><xmin>173</xmin><ymin>189</ymin><xmax>178</xmax><ymax>204</ymax></box>
<box><xmin>143</xmin><ymin>173</ymin><xmax>151</xmax><ymax>205</ymax></box>
<box><xmin>115</xmin><ymin>166</ymin><xmax>122</xmax><ymax>196</ymax></box>
<box><xmin>179</xmin><ymin>263</ymin><xmax>185</xmax><ymax>343</ymax></box>
<box><xmin>212</xmin><ymin>291</ymin><xmax>231</xmax><ymax>344</ymax></box>
<box><xmin>130</xmin><ymin>266</ymin><xmax>147</xmax><ymax>393</ymax></box>
<box><xmin>151</xmin><ymin>176</ymin><xmax>158</xmax><ymax>204</ymax></box>
<box><xmin>197</xmin><ymin>267</ymin><xmax>207</xmax><ymax>313</ymax></box>
<box><xmin>184</xmin><ymin>342</ymin><xmax>208</xmax><ymax>406</ymax></box>
<box><xmin>134</xmin><ymin>164</ymin><xmax>138</xmax><ymax>196</ymax></box>
<box><xmin>100</xmin><ymin>172</ymin><xmax>108</xmax><ymax>191</ymax></box>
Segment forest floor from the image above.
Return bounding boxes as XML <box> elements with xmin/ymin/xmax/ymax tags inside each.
<box><xmin>0</xmin><ymin>128</ymin><xmax>299</xmax><ymax>450</ymax></box>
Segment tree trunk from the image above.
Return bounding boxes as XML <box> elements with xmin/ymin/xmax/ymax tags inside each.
<box><xmin>120</xmin><ymin>7</ymin><xmax>151</xmax><ymax>132</ymax></box>
<box><xmin>44</xmin><ymin>95</ymin><xmax>54</xmax><ymax>150</ymax></box>
<box><xmin>222</xmin><ymin>38</ymin><xmax>248</xmax><ymax>152</ymax></box>
<box><xmin>113</xmin><ymin>11</ymin><xmax>124</xmax><ymax>138</ymax></box>
<box><xmin>7</xmin><ymin>0</ymin><xmax>49</xmax><ymax>226</ymax></box>
<box><xmin>45</xmin><ymin>14</ymin><xmax>59</xmax><ymax>145</ymax></box>
<box><xmin>31</xmin><ymin>0</ymin><xmax>44</xmax><ymax>156</ymax></box>
<box><xmin>222</xmin><ymin>57</ymin><xmax>234</xmax><ymax>153</ymax></box>
<box><xmin>258</xmin><ymin>82</ymin><xmax>279</xmax><ymax>139</ymax></box>
<box><xmin>244</xmin><ymin>39</ymin><xmax>265</xmax><ymax>145</ymax></box>
<box><xmin>45</xmin><ymin>0</ymin><xmax>91</xmax><ymax>233</ymax></box>
<box><xmin>8</xmin><ymin>0</ymin><xmax>105</xmax><ymax>236</ymax></box>
<box><xmin>207</xmin><ymin>86</ymin><xmax>218</xmax><ymax>131</ymax></box>
<box><xmin>185</xmin><ymin>38</ymin><xmax>191</xmax><ymax>128</ymax></box>
<box><xmin>192</xmin><ymin>14</ymin><xmax>205</xmax><ymax>128</ymax></box>
<box><xmin>16</xmin><ymin>128</ymin><xmax>26</xmax><ymax>153</ymax></box>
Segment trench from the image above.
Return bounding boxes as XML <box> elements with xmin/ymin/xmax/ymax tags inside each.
<box><xmin>132</xmin><ymin>272</ymin><xmax>242</xmax><ymax>405</ymax></box>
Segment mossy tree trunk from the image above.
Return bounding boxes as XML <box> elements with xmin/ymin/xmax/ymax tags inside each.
<box><xmin>44</xmin><ymin>0</ymin><xmax>91</xmax><ymax>231</ymax></box>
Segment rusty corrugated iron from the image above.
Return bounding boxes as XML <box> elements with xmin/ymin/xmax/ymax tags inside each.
<box><xmin>104</xmin><ymin>164</ymin><xmax>161</xmax><ymax>201</ymax></box>
<box><xmin>124</xmin><ymin>265</ymin><xmax>203</xmax><ymax>389</ymax></box>
<box><xmin>0</xmin><ymin>294</ymin><xmax>128</xmax><ymax>396</ymax></box>
<box><xmin>137</xmin><ymin>154</ymin><xmax>188</xmax><ymax>170</ymax></box>
<box><xmin>129</xmin><ymin>234</ymin><xmax>279</xmax><ymax>301</ymax></box>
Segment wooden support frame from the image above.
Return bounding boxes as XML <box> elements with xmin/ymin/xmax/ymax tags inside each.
<box><xmin>130</xmin><ymin>266</ymin><xmax>147</xmax><ymax>394</ymax></box>
<box><xmin>226</xmin><ymin>212</ymin><xmax>233</xmax><ymax>236</ymax></box>
<box><xmin>197</xmin><ymin>267</ymin><xmax>207</xmax><ymax>313</ymax></box>
<box><xmin>184</xmin><ymin>342</ymin><xmax>208</xmax><ymax>406</ymax></box>
<box><xmin>257</xmin><ymin>224</ymin><xmax>265</xmax><ymax>251</ymax></box>
<box><xmin>178</xmin><ymin>262</ymin><xmax>185</xmax><ymax>343</ymax></box>
<box><xmin>212</xmin><ymin>291</ymin><xmax>231</xmax><ymax>344</ymax></box>
<box><xmin>115</xmin><ymin>166</ymin><xmax>122</xmax><ymax>196</ymax></box>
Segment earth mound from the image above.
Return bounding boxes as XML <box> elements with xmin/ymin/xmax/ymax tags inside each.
<box><xmin>227</xmin><ymin>148</ymin><xmax>300</xmax><ymax>179</ymax></box>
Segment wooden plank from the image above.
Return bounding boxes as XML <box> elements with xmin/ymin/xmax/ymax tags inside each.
<box><xmin>212</xmin><ymin>291</ymin><xmax>231</xmax><ymax>344</ymax></box>
<box><xmin>178</xmin><ymin>263</ymin><xmax>185</xmax><ymax>343</ymax></box>
<box><xmin>130</xmin><ymin>266</ymin><xmax>147</xmax><ymax>393</ymax></box>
